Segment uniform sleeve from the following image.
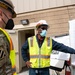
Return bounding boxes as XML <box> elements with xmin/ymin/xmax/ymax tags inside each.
<box><xmin>52</xmin><ymin>39</ymin><xmax>75</xmax><ymax>54</ymax></box>
<box><xmin>21</xmin><ymin>39</ymin><xmax>29</xmax><ymax>62</ymax></box>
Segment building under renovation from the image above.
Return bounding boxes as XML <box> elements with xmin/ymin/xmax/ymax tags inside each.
<box><xmin>9</xmin><ymin>0</ymin><xmax>75</xmax><ymax>73</ymax></box>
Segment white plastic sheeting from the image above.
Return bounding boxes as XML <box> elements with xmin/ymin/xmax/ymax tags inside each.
<box><xmin>69</xmin><ymin>19</ymin><xmax>75</xmax><ymax>66</ymax></box>
<box><xmin>50</xmin><ymin>35</ymin><xmax>70</xmax><ymax>68</ymax></box>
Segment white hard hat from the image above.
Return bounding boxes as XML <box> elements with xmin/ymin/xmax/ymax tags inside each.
<box><xmin>36</xmin><ymin>20</ymin><xmax>48</xmax><ymax>28</ymax></box>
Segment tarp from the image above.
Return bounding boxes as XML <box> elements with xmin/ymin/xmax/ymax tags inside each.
<box><xmin>69</xmin><ymin>19</ymin><xmax>75</xmax><ymax>66</ymax></box>
<box><xmin>50</xmin><ymin>35</ymin><xmax>70</xmax><ymax>69</ymax></box>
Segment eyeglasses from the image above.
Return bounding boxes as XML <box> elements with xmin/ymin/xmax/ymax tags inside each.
<box><xmin>41</xmin><ymin>27</ymin><xmax>48</xmax><ymax>30</ymax></box>
<box><xmin>38</xmin><ymin>26</ymin><xmax>48</xmax><ymax>30</ymax></box>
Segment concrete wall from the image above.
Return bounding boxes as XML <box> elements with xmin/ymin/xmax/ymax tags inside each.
<box><xmin>13</xmin><ymin>5</ymin><xmax>75</xmax><ymax>37</ymax></box>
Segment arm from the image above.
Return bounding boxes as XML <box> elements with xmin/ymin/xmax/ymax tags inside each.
<box><xmin>52</xmin><ymin>39</ymin><xmax>75</xmax><ymax>54</ymax></box>
<box><xmin>21</xmin><ymin>39</ymin><xmax>32</xmax><ymax>68</ymax></box>
<box><xmin>21</xmin><ymin>39</ymin><xmax>29</xmax><ymax>62</ymax></box>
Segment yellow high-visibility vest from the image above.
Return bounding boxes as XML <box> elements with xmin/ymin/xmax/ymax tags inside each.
<box><xmin>28</xmin><ymin>36</ymin><xmax>52</xmax><ymax>68</ymax></box>
<box><xmin>0</xmin><ymin>28</ymin><xmax>17</xmax><ymax>75</ymax></box>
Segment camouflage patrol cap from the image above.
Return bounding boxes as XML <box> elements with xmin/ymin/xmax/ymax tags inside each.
<box><xmin>0</xmin><ymin>0</ymin><xmax>16</xmax><ymax>18</ymax></box>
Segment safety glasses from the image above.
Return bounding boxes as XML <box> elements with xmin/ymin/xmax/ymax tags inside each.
<box><xmin>38</xmin><ymin>26</ymin><xmax>48</xmax><ymax>30</ymax></box>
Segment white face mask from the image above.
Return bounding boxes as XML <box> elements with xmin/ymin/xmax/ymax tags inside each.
<box><xmin>40</xmin><ymin>30</ymin><xmax>47</xmax><ymax>37</ymax></box>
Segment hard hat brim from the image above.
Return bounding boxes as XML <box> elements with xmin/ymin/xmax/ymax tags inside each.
<box><xmin>0</xmin><ymin>1</ymin><xmax>16</xmax><ymax>18</ymax></box>
<box><xmin>36</xmin><ymin>24</ymin><xmax>48</xmax><ymax>28</ymax></box>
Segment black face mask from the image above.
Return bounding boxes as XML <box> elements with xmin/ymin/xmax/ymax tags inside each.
<box><xmin>5</xmin><ymin>19</ymin><xmax>14</xmax><ymax>30</ymax></box>
<box><xmin>2</xmin><ymin>12</ymin><xmax>14</xmax><ymax>30</ymax></box>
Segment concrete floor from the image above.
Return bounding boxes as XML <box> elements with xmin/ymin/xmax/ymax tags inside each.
<box><xmin>18</xmin><ymin>71</ymin><xmax>28</xmax><ymax>75</ymax></box>
<box><xmin>18</xmin><ymin>67</ymin><xmax>29</xmax><ymax>75</ymax></box>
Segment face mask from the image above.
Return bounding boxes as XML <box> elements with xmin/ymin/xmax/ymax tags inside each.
<box><xmin>2</xmin><ymin>12</ymin><xmax>14</xmax><ymax>30</ymax></box>
<box><xmin>40</xmin><ymin>30</ymin><xmax>47</xmax><ymax>37</ymax></box>
<box><xmin>5</xmin><ymin>19</ymin><xmax>14</xmax><ymax>30</ymax></box>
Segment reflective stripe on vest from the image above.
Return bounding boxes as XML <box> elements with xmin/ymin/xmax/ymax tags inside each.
<box><xmin>30</xmin><ymin>55</ymin><xmax>50</xmax><ymax>59</ymax></box>
<box><xmin>28</xmin><ymin>36</ymin><xmax>52</xmax><ymax>68</ymax></box>
<box><xmin>0</xmin><ymin>28</ymin><xmax>17</xmax><ymax>75</ymax></box>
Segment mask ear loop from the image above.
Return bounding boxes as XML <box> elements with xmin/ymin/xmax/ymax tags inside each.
<box><xmin>2</xmin><ymin>18</ymin><xmax>6</xmax><ymax>24</ymax></box>
<box><xmin>3</xmin><ymin>12</ymin><xmax>9</xmax><ymax>19</ymax></box>
<box><xmin>1</xmin><ymin>12</ymin><xmax>9</xmax><ymax>27</ymax></box>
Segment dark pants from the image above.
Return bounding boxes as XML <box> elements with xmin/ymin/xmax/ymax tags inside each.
<box><xmin>29</xmin><ymin>68</ymin><xmax>50</xmax><ymax>75</ymax></box>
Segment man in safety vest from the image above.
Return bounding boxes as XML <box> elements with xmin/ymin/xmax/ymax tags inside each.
<box><xmin>0</xmin><ymin>0</ymin><xmax>17</xmax><ymax>75</ymax></box>
<box><xmin>21</xmin><ymin>20</ymin><xmax>75</xmax><ymax>75</ymax></box>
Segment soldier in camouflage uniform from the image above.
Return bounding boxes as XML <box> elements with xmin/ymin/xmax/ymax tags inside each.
<box><xmin>0</xmin><ymin>0</ymin><xmax>17</xmax><ymax>75</ymax></box>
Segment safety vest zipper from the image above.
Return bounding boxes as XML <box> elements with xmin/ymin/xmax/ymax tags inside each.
<box><xmin>39</xmin><ymin>48</ymin><xmax>41</xmax><ymax>68</ymax></box>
